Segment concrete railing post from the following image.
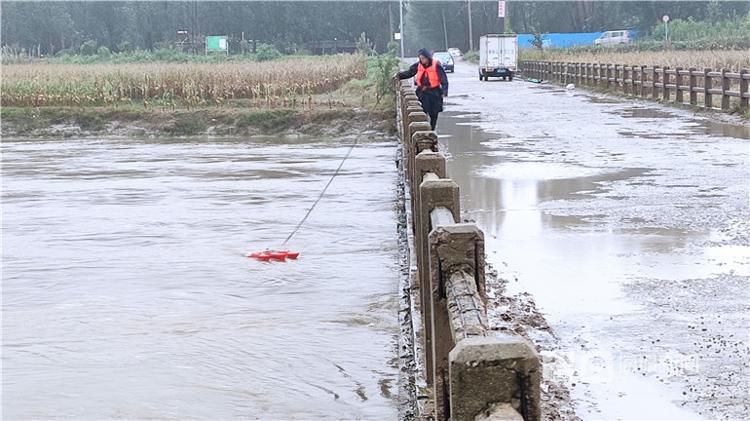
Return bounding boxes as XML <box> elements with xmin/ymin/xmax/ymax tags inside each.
<box><xmin>405</xmin><ymin>104</ymin><xmax>424</xmax><ymax>134</ymax></box>
<box><xmin>689</xmin><ymin>68</ymin><xmax>698</xmax><ymax>105</ymax></box>
<box><xmin>675</xmin><ymin>67</ymin><xmax>684</xmax><ymax>103</ymax></box>
<box><xmin>428</xmin><ymin>222</ymin><xmax>484</xmax><ymax>421</ymax></box>
<box><xmin>740</xmin><ymin>69</ymin><xmax>749</xmax><ymax>110</ymax></box>
<box><xmin>704</xmin><ymin>68</ymin><xmax>713</xmax><ymax>109</ymax></box>
<box><xmin>721</xmin><ymin>68</ymin><xmax>730</xmax><ymax>110</ymax></box>
<box><xmin>418</xmin><ymin>178</ymin><xmax>460</xmax><ymax>386</ymax></box>
<box><xmin>411</xmin><ymin>139</ymin><xmax>442</xmax><ymax>281</ymax></box>
<box><xmin>449</xmin><ymin>335</ymin><xmax>541</xmax><ymax>421</ymax></box>
<box><xmin>406</xmin><ymin>120</ymin><xmax>431</xmax><ymax>192</ymax></box>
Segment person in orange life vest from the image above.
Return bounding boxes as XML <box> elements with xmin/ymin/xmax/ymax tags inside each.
<box><xmin>395</xmin><ymin>48</ymin><xmax>449</xmax><ymax>130</ymax></box>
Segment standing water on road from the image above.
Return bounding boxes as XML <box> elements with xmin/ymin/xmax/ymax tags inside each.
<box><xmin>438</xmin><ymin>64</ymin><xmax>749</xmax><ymax>420</ymax></box>
<box><xmin>2</xmin><ymin>136</ymin><xmax>400</xmax><ymax>419</ymax></box>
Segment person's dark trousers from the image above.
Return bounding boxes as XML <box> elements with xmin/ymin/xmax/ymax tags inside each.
<box><xmin>416</xmin><ymin>88</ymin><xmax>443</xmax><ymax>131</ymax></box>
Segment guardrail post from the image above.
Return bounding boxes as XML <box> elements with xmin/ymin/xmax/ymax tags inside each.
<box><xmin>428</xmin><ymin>222</ymin><xmax>484</xmax><ymax>421</ymax></box>
<box><xmin>552</xmin><ymin>62</ymin><xmax>556</xmax><ymax>82</ymax></box>
<box><xmin>639</xmin><ymin>65</ymin><xmax>647</xmax><ymax>97</ymax></box>
<box><xmin>652</xmin><ymin>66</ymin><xmax>660</xmax><ymax>99</ymax></box>
<box><xmin>704</xmin><ymin>68</ymin><xmax>713</xmax><ymax>108</ymax></box>
<box><xmin>553</xmin><ymin>62</ymin><xmax>557</xmax><ymax>82</ymax></box>
<box><xmin>721</xmin><ymin>68</ymin><xmax>730</xmax><ymax>110</ymax></box>
<box><xmin>549</xmin><ymin>62</ymin><xmax>553</xmax><ymax>81</ymax></box>
<box><xmin>562</xmin><ymin>62</ymin><xmax>566</xmax><ymax>84</ymax></box>
<box><xmin>406</xmin><ymin>117</ymin><xmax>430</xmax><ymax>188</ymax></box>
<box><xmin>675</xmin><ymin>67</ymin><xmax>684</xmax><ymax>103</ymax></box>
<box><xmin>450</xmin><ymin>335</ymin><xmax>541</xmax><ymax>421</ymax></box>
<box><xmin>613</xmin><ymin>64</ymin><xmax>620</xmax><ymax>90</ymax></box>
<box><xmin>419</xmin><ymin>178</ymin><xmax>460</xmax><ymax>387</ymax></box>
<box><xmin>403</xmin><ymin>101</ymin><xmax>422</xmax><ymax>141</ymax></box>
<box><xmin>689</xmin><ymin>68</ymin><xmax>697</xmax><ymax>105</ymax></box>
<box><xmin>593</xmin><ymin>64</ymin><xmax>598</xmax><ymax>87</ymax></box>
<box><xmin>740</xmin><ymin>69</ymin><xmax>749</xmax><ymax>110</ymax></box>
<box><xmin>663</xmin><ymin>66</ymin><xmax>671</xmax><ymax>102</ymax></box>
<box><xmin>411</xmin><ymin>131</ymin><xmax>440</xmax><ymax>228</ymax></box>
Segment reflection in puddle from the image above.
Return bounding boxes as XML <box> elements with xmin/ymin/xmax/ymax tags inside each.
<box><xmin>586</xmin><ymin>96</ymin><xmax>621</xmax><ymax>104</ymax></box>
<box><xmin>618</xmin><ymin>107</ymin><xmax>676</xmax><ymax>119</ymax></box>
<box><xmin>480</xmin><ymin>162</ymin><xmax>604</xmax><ymax>180</ymax></box>
<box><xmin>691</xmin><ymin>119</ymin><xmax>750</xmax><ymax>139</ymax></box>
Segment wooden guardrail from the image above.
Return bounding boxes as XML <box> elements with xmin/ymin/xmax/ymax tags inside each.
<box><xmin>520</xmin><ymin>60</ymin><xmax>750</xmax><ymax>112</ymax></box>
<box><xmin>398</xmin><ymin>81</ymin><xmax>541</xmax><ymax>421</ymax></box>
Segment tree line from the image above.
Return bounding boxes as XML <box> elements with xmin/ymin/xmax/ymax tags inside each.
<box><xmin>2</xmin><ymin>1</ymin><xmax>748</xmax><ymax>57</ymax></box>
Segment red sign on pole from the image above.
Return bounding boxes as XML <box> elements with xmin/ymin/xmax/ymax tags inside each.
<box><xmin>498</xmin><ymin>1</ymin><xmax>506</xmax><ymax>18</ymax></box>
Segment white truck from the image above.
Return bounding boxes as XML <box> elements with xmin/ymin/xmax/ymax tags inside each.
<box><xmin>478</xmin><ymin>34</ymin><xmax>518</xmax><ymax>81</ymax></box>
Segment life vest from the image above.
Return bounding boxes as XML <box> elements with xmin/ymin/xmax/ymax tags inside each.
<box><xmin>416</xmin><ymin>60</ymin><xmax>441</xmax><ymax>89</ymax></box>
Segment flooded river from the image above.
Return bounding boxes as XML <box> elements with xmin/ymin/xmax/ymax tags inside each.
<box><xmin>2</xmin><ymin>136</ymin><xmax>400</xmax><ymax>419</ymax></box>
<box><xmin>439</xmin><ymin>63</ymin><xmax>749</xmax><ymax>420</ymax></box>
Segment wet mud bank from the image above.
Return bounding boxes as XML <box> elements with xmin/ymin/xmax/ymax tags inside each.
<box><xmin>1</xmin><ymin>107</ymin><xmax>396</xmax><ymax>139</ymax></box>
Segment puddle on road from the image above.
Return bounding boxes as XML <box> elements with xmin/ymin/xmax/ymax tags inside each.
<box><xmin>690</xmin><ymin>119</ymin><xmax>750</xmax><ymax>140</ymax></box>
<box><xmin>586</xmin><ymin>96</ymin><xmax>621</xmax><ymax>104</ymax></box>
<box><xmin>617</xmin><ymin>107</ymin><xmax>676</xmax><ymax>119</ymax></box>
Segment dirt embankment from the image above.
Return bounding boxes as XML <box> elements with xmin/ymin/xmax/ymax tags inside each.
<box><xmin>1</xmin><ymin>107</ymin><xmax>396</xmax><ymax>139</ymax></box>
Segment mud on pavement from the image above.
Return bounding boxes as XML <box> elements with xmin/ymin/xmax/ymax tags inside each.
<box><xmin>484</xmin><ymin>261</ymin><xmax>580</xmax><ymax>421</ymax></box>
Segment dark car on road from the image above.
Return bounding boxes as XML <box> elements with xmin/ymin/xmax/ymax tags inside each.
<box><xmin>433</xmin><ymin>52</ymin><xmax>455</xmax><ymax>73</ymax></box>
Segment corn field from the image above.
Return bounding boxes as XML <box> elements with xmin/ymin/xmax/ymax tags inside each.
<box><xmin>519</xmin><ymin>50</ymin><xmax>750</xmax><ymax>72</ymax></box>
<box><xmin>1</xmin><ymin>55</ymin><xmax>366</xmax><ymax>108</ymax></box>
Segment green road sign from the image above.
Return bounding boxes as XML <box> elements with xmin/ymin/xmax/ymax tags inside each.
<box><xmin>206</xmin><ymin>36</ymin><xmax>228</xmax><ymax>53</ymax></box>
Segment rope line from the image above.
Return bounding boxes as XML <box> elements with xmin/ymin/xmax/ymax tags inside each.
<box><xmin>280</xmin><ymin>104</ymin><xmax>381</xmax><ymax>246</ymax></box>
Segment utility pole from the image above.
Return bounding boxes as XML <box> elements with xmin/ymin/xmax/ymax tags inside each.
<box><xmin>467</xmin><ymin>0</ymin><xmax>474</xmax><ymax>51</ymax></box>
<box><xmin>399</xmin><ymin>0</ymin><xmax>405</xmax><ymax>59</ymax></box>
<box><xmin>388</xmin><ymin>3</ymin><xmax>394</xmax><ymax>47</ymax></box>
<box><xmin>498</xmin><ymin>1</ymin><xmax>506</xmax><ymax>33</ymax></box>
<box><xmin>442</xmin><ymin>8</ymin><xmax>449</xmax><ymax>50</ymax></box>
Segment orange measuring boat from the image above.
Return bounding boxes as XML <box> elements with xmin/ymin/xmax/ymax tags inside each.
<box><xmin>247</xmin><ymin>250</ymin><xmax>300</xmax><ymax>262</ymax></box>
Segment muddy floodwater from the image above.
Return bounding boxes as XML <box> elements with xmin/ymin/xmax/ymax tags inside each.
<box><xmin>2</xmin><ymin>136</ymin><xmax>400</xmax><ymax>419</ymax></box>
<box><xmin>439</xmin><ymin>63</ymin><xmax>749</xmax><ymax>419</ymax></box>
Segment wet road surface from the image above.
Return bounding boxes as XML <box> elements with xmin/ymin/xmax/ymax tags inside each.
<box><xmin>438</xmin><ymin>62</ymin><xmax>749</xmax><ymax>419</ymax></box>
<box><xmin>2</xmin><ymin>136</ymin><xmax>400</xmax><ymax>419</ymax></box>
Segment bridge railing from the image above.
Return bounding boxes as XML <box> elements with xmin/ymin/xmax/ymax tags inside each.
<box><xmin>520</xmin><ymin>60</ymin><xmax>749</xmax><ymax>112</ymax></box>
<box><xmin>397</xmin><ymin>82</ymin><xmax>541</xmax><ymax>421</ymax></box>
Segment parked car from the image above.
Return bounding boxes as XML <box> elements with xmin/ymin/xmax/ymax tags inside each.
<box><xmin>594</xmin><ymin>30</ymin><xmax>635</xmax><ymax>46</ymax></box>
<box><xmin>447</xmin><ymin>47</ymin><xmax>462</xmax><ymax>58</ymax></box>
<box><xmin>433</xmin><ymin>51</ymin><xmax>455</xmax><ymax>73</ymax></box>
